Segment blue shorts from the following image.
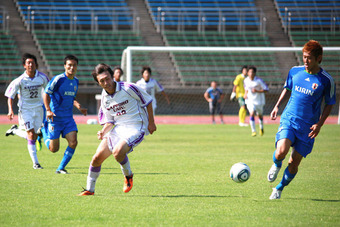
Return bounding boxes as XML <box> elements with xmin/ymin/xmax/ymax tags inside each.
<box><xmin>275</xmin><ymin>121</ymin><xmax>315</xmax><ymax>158</ymax></box>
<box><xmin>48</xmin><ymin>117</ymin><xmax>78</xmax><ymax>140</ymax></box>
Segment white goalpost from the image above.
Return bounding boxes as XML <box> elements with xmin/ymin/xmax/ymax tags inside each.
<box><xmin>121</xmin><ymin>46</ymin><xmax>340</xmax><ymax>121</ymax></box>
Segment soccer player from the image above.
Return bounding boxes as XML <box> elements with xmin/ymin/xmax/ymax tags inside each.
<box><xmin>41</xmin><ymin>55</ymin><xmax>87</xmax><ymax>174</ymax></box>
<box><xmin>4</xmin><ymin>53</ymin><xmax>49</xmax><ymax>169</ymax></box>
<box><xmin>231</xmin><ymin>65</ymin><xmax>248</xmax><ymax>127</ymax></box>
<box><xmin>204</xmin><ymin>81</ymin><xmax>225</xmax><ymax>124</ymax></box>
<box><xmin>244</xmin><ymin>66</ymin><xmax>268</xmax><ymax>136</ymax></box>
<box><xmin>136</xmin><ymin>66</ymin><xmax>170</xmax><ymax>115</ymax></box>
<box><xmin>113</xmin><ymin>66</ymin><xmax>124</xmax><ymax>82</ymax></box>
<box><xmin>267</xmin><ymin>40</ymin><xmax>336</xmax><ymax>200</ymax></box>
<box><xmin>78</xmin><ymin>63</ymin><xmax>156</xmax><ymax>196</ymax></box>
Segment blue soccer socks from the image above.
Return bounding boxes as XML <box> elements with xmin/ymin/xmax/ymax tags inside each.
<box><xmin>276</xmin><ymin>167</ymin><xmax>296</xmax><ymax>191</ymax></box>
<box><xmin>57</xmin><ymin>146</ymin><xmax>75</xmax><ymax>171</ymax></box>
<box><xmin>273</xmin><ymin>150</ymin><xmax>284</xmax><ymax>168</ymax></box>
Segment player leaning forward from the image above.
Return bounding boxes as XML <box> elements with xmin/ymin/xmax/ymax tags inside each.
<box><xmin>79</xmin><ymin>63</ymin><xmax>156</xmax><ymax>196</ymax></box>
<box><xmin>268</xmin><ymin>40</ymin><xmax>336</xmax><ymax>200</ymax></box>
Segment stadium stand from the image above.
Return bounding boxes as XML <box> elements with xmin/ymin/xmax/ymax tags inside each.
<box><xmin>34</xmin><ymin>29</ymin><xmax>150</xmax><ymax>86</ymax></box>
<box><xmin>0</xmin><ymin>30</ymin><xmax>21</xmax><ymax>85</ymax></box>
<box><xmin>274</xmin><ymin>0</ymin><xmax>340</xmax><ymax>79</ymax></box>
<box><xmin>163</xmin><ymin>30</ymin><xmax>281</xmax><ymax>86</ymax></box>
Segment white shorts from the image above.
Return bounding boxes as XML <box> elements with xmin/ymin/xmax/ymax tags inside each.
<box><xmin>246</xmin><ymin>103</ymin><xmax>264</xmax><ymax>115</ymax></box>
<box><xmin>19</xmin><ymin>107</ymin><xmax>44</xmax><ymax>133</ymax></box>
<box><xmin>105</xmin><ymin>124</ymin><xmax>146</xmax><ymax>153</ymax></box>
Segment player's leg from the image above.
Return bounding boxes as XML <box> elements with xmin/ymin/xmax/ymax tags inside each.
<box><xmin>209</xmin><ymin>102</ymin><xmax>215</xmax><ymax>124</ymax></box>
<box><xmin>79</xmin><ymin>138</ymin><xmax>112</xmax><ymax>196</ymax></box>
<box><xmin>217</xmin><ymin>103</ymin><xmax>224</xmax><ymax>124</ymax></box>
<box><xmin>268</xmin><ymin>138</ymin><xmax>291</xmax><ymax>182</ymax></box>
<box><xmin>26</xmin><ymin>129</ymin><xmax>42</xmax><ymax>169</ymax></box>
<box><xmin>238</xmin><ymin>98</ymin><xmax>247</xmax><ymax>126</ymax></box>
<box><xmin>56</xmin><ymin>130</ymin><xmax>77</xmax><ymax>174</ymax></box>
<box><xmin>256</xmin><ymin>105</ymin><xmax>264</xmax><ymax>136</ymax></box>
<box><xmin>5</xmin><ymin>113</ymin><xmax>27</xmax><ymax>138</ymax></box>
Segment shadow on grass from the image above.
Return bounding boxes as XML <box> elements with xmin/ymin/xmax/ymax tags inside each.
<box><xmin>131</xmin><ymin>194</ymin><xmax>244</xmax><ymax>198</ymax></box>
<box><xmin>286</xmin><ymin>198</ymin><xmax>340</xmax><ymax>202</ymax></box>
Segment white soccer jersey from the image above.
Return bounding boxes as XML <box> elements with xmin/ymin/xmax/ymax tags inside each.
<box><xmin>244</xmin><ymin>76</ymin><xmax>268</xmax><ymax>106</ymax></box>
<box><xmin>135</xmin><ymin>78</ymin><xmax>163</xmax><ymax>109</ymax></box>
<box><xmin>5</xmin><ymin>70</ymin><xmax>49</xmax><ymax>110</ymax></box>
<box><xmin>98</xmin><ymin>81</ymin><xmax>153</xmax><ymax>132</ymax></box>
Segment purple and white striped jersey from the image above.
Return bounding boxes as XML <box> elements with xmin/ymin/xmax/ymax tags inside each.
<box><xmin>136</xmin><ymin>78</ymin><xmax>163</xmax><ymax>109</ymax></box>
<box><xmin>5</xmin><ymin>70</ymin><xmax>49</xmax><ymax>110</ymax></box>
<box><xmin>98</xmin><ymin>81</ymin><xmax>153</xmax><ymax>127</ymax></box>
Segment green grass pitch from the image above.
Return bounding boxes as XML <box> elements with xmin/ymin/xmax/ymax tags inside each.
<box><xmin>1</xmin><ymin>123</ymin><xmax>339</xmax><ymax>226</ymax></box>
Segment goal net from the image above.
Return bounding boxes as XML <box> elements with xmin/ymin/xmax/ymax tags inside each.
<box><xmin>121</xmin><ymin>46</ymin><xmax>340</xmax><ymax>120</ymax></box>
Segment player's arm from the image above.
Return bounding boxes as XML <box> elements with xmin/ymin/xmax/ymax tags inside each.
<box><xmin>146</xmin><ymin>102</ymin><xmax>156</xmax><ymax>134</ymax></box>
<box><xmin>204</xmin><ymin>92</ymin><xmax>212</xmax><ymax>102</ymax></box>
<box><xmin>43</xmin><ymin>92</ymin><xmax>55</xmax><ymax>122</ymax></box>
<box><xmin>230</xmin><ymin>85</ymin><xmax>237</xmax><ymax>100</ymax></box>
<box><xmin>161</xmin><ymin>91</ymin><xmax>170</xmax><ymax>104</ymax></box>
<box><xmin>7</xmin><ymin>98</ymin><xmax>14</xmax><ymax>120</ymax></box>
<box><xmin>74</xmin><ymin>99</ymin><xmax>87</xmax><ymax>116</ymax></box>
<box><xmin>309</xmin><ymin>104</ymin><xmax>333</xmax><ymax>139</ymax></box>
<box><xmin>244</xmin><ymin>89</ymin><xmax>248</xmax><ymax>100</ymax></box>
<box><xmin>270</xmin><ymin>88</ymin><xmax>291</xmax><ymax>120</ymax></box>
<box><xmin>97</xmin><ymin>122</ymin><xmax>114</xmax><ymax>140</ymax></box>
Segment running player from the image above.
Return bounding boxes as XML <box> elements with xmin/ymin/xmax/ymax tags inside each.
<box><xmin>204</xmin><ymin>81</ymin><xmax>225</xmax><ymax>124</ymax></box>
<box><xmin>230</xmin><ymin>65</ymin><xmax>248</xmax><ymax>127</ymax></box>
<box><xmin>113</xmin><ymin>66</ymin><xmax>124</xmax><ymax>82</ymax></box>
<box><xmin>244</xmin><ymin>66</ymin><xmax>268</xmax><ymax>136</ymax></box>
<box><xmin>5</xmin><ymin>53</ymin><xmax>49</xmax><ymax>169</ymax></box>
<box><xmin>267</xmin><ymin>40</ymin><xmax>336</xmax><ymax>200</ymax></box>
<box><xmin>41</xmin><ymin>55</ymin><xmax>87</xmax><ymax>174</ymax></box>
<box><xmin>78</xmin><ymin>63</ymin><xmax>156</xmax><ymax>196</ymax></box>
<box><xmin>136</xmin><ymin>66</ymin><xmax>170</xmax><ymax>115</ymax></box>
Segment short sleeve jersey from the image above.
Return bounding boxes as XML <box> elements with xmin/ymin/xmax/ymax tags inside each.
<box><xmin>45</xmin><ymin>73</ymin><xmax>79</xmax><ymax>118</ymax></box>
<box><xmin>136</xmin><ymin>78</ymin><xmax>163</xmax><ymax>108</ymax></box>
<box><xmin>205</xmin><ymin>87</ymin><xmax>223</xmax><ymax>104</ymax></box>
<box><xmin>98</xmin><ymin>82</ymin><xmax>153</xmax><ymax>126</ymax></box>
<box><xmin>281</xmin><ymin>66</ymin><xmax>336</xmax><ymax>128</ymax></box>
<box><xmin>5</xmin><ymin>70</ymin><xmax>49</xmax><ymax>110</ymax></box>
<box><xmin>244</xmin><ymin>76</ymin><xmax>268</xmax><ymax>105</ymax></box>
<box><xmin>233</xmin><ymin>73</ymin><xmax>246</xmax><ymax>98</ymax></box>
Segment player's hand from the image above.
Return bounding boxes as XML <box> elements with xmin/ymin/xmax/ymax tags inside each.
<box><xmin>251</xmin><ymin>88</ymin><xmax>257</xmax><ymax>93</ymax></box>
<box><xmin>270</xmin><ymin>107</ymin><xmax>278</xmax><ymax>120</ymax></box>
<box><xmin>79</xmin><ymin>108</ymin><xmax>87</xmax><ymax>116</ymax></box>
<box><xmin>7</xmin><ymin>111</ymin><xmax>14</xmax><ymax>120</ymax></box>
<box><xmin>230</xmin><ymin>92</ymin><xmax>236</xmax><ymax>101</ymax></box>
<box><xmin>309</xmin><ymin>124</ymin><xmax>321</xmax><ymax>139</ymax></box>
<box><xmin>97</xmin><ymin>130</ymin><xmax>104</xmax><ymax>140</ymax></box>
<box><xmin>148</xmin><ymin>121</ymin><xmax>157</xmax><ymax>134</ymax></box>
<box><xmin>46</xmin><ymin>110</ymin><xmax>56</xmax><ymax>122</ymax></box>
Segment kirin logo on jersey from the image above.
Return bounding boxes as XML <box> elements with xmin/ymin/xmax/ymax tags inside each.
<box><xmin>312</xmin><ymin>83</ymin><xmax>318</xmax><ymax>90</ymax></box>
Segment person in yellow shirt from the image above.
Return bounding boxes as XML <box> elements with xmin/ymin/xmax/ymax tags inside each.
<box><xmin>230</xmin><ymin>66</ymin><xmax>248</xmax><ymax>126</ymax></box>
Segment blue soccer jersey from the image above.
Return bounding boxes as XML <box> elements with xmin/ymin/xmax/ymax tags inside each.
<box><xmin>206</xmin><ymin>87</ymin><xmax>223</xmax><ymax>104</ymax></box>
<box><xmin>281</xmin><ymin>66</ymin><xmax>336</xmax><ymax>129</ymax></box>
<box><xmin>45</xmin><ymin>73</ymin><xmax>79</xmax><ymax>118</ymax></box>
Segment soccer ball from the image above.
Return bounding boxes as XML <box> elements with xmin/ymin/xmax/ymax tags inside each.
<box><xmin>230</xmin><ymin>162</ymin><xmax>251</xmax><ymax>183</ymax></box>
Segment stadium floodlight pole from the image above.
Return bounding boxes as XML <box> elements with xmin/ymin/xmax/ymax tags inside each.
<box><xmin>121</xmin><ymin>46</ymin><xmax>340</xmax><ymax>83</ymax></box>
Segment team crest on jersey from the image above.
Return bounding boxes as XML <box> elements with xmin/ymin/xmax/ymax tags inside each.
<box><xmin>48</xmin><ymin>124</ymin><xmax>54</xmax><ymax>132</ymax></box>
<box><xmin>312</xmin><ymin>83</ymin><xmax>318</xmax><ymax>90</ymax></box>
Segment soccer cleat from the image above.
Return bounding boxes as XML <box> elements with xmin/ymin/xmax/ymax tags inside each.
<box><xmin>239</xmin><ymin>122</ymin><xmax>249</xmax><ymax>127</ymax></box>
<box><xmin>5</xmin><ymin>125</ymin><xmax>18</xmax><ymax>136</ymax></box>
<box><xmin>33</xmin><ymin>163</ymin><xmax>43</xmax><ymax>169</ymax></box>
<box><xmin>123</xmin><ymin>174</ymin><xmax>133</xmax><ymax>193</ymax></box>
<box><xmin>78</xmin><ymin>189</ymin><xmax>94</xmax><ymax>196</ymax></box>
<box><xmin>56</xmin><ymin>169</ymin><xmax>68</xmax><ymax>174</ymax></box>
<box><xmin>251</xmin><ymin>132</ymin><xmax>257</xmax><ymax>137</ymax></box>
<box><xmin>267</xmin><ymin>164</ymin><xmax>281</xmax><ymax>182</ymax></box>
<box><xmin>260</xmin><ymin>129</ymin><xmax>264</xmax><ymax>136</ymax></box>
<box><xmin>269</xmin><ymin>188</ymin><xmax>282</xmax><ymax>200</ymax></box>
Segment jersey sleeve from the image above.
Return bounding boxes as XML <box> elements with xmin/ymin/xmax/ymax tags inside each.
<box><xmin>5</xmin><ymin>78</ymin><xmax>20</xmax><ymax>99</ymax></box>
<box><xmin>233</xmin><ymin>75</ymin><xmax>240</xmax><ymax>86</ymax></box>
<box><xmin>126</xmin><ymin>83</ymin><xmax>153</xmax><ymax>108</ymax></box>
<box><xmin>154</xmin><ymin>79</ymin><xmax>164</xmax><ymax>93</ymax></box>
<box><xmin>45</xmin><ymin>76</ymin><xmax>60</xmax><ymax>95</ymax></box>
<box><xmin>284</xmin><ymin>69</ymin><xmax>293</xmax><ymax>91</ymax></box>
<box><xmin>324</xmin><ymin>77</ymin><xmax>336</xmax><ymax>105</ymax></box>
<box><xmin>97</xmin><ymin>104</ymin><xmax>115</xmax><ymax>125</ymax></box>
<box><xmin>243</xmin><ymin>78</ymin><xmax>250</xmax><ymax>91</ymax></box>
<box><xmin>259</xmin><ymin>78</ymin><xmax>269</xmax><ymax>91</ymax></box>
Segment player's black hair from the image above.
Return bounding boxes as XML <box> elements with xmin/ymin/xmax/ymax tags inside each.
<box><xmin>64</xmin><ymin>54</ymin><xmax>79</xmax><ymax>65</ymax></box>
<box><xmin>248</xmin><ymin>65</ymin><xmax>257</xmax><ymax>73</ymax></box>
<box><xmin>113</xmin><ymin>66</ymin><xmax>124</xmax><ymax>75</ymax></box>
<box><xmin>141</xmin><ymin>66</ymin><xmax>152</xmax><ymax>75</ymax></box>
<box><xmin>22</xmin><ymin>53</ymin><xmax>38</xmax><ymax>68</ymax></box>
<box><xmin>241</xmin><ymin>65</ymin><xmax>248</xmax><ymax>72</ymax></box>
<box><xmin>92</xmin><ymin>63</ymin><xmax>114</xmax><ymax>83</ymax></box>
